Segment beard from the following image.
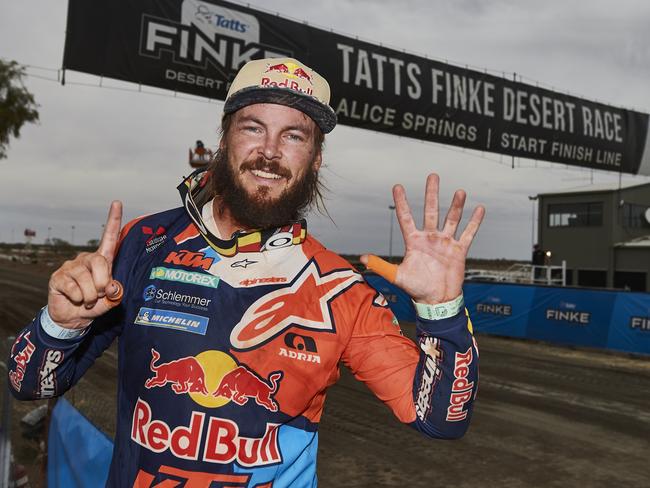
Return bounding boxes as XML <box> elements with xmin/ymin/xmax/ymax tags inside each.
<box><xmin>209</xmin><ymin>147</ymin><xmax>320</xmax><ymax>230</ymax></box>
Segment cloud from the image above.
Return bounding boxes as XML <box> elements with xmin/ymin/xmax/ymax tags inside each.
<box><xmin>1</xmin><ymin>0</ymin><xmax>649</xmax><ymax>259</ymax></box>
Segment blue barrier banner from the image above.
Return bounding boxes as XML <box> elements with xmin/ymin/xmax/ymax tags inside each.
<box><xmin>363</xmin><ymin>273</ymin><xmax>416</xmax><ymax>323</ymax></box>
<box><xmin>608</xmin><ymin>292</ymin><xmax>650</xmax><ymax>354</ymax></box>
<box><xmin>463</xmin><ymin>281</ymin><xmax>650</xmax><ymax>355</ymax></box>
<box><xmin>526</xmin><ymin>287</ymin><xmax>617</xmax><ymax>348</ymax></box>
<box><xmin>365</xmin><ymin>274</ymin><xmax>650</xmax><ymax>355</ymax></box>
<box><xmin>463</xmin><ymin>283</ymin><xmax>533</xmax><ymax>338</ymax></box>
<box><xmin>48</xmin><ymin>397</ymin><xmax>113</xmax><ymax>488</ymax></box>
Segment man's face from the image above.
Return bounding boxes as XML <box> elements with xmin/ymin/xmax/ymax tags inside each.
<box><xmin>222</xmin><ymin>103</ymin><xmax>322</xmax><ymax>202</ymax></box>
<box><xmin>213</xmin><ymin>103</ymin><xmax>323</xmax><ymax>229</ymax></box>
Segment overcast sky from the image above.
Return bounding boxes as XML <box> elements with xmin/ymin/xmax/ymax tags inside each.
<box><xmin>1</xmin><ymin>0</ymin><xmax>649</xmax><ymax>259</ymax></box>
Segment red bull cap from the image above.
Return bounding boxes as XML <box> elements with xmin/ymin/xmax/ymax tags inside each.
<box><xmin>224</xmin><ymin>57</ymin><xmax>337</xmax><ymax>133</ymax></box>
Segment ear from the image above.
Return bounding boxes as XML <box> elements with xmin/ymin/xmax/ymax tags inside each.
<box><xmin>312</xmin><ymin>148</ymin><xmax>322</xmax><ymax>171</ymax></box>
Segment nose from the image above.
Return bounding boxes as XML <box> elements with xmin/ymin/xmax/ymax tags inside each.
<box><xmin>259</xmin><ymin>133</ymin><xmax>282</xmax><ymax>161</ymax></box>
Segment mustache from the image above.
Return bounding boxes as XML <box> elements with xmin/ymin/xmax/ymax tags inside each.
<box><xmin>239</xmin><ymin>157</ymin><xmax>292</xmax><ymax>180</ymax></box>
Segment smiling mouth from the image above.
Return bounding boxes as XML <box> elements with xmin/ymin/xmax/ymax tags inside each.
<box><xmin>250</xmin><ymin>169</ymin><xmax>284</xmax><ymax>180</ymax></box>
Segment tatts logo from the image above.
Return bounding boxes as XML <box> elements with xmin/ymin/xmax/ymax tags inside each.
<box><xmin>230</xmin><ymin>261</ymin><xmax>362</xmax><ymax>350</ymax></box>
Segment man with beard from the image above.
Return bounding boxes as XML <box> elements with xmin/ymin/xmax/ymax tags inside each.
<box><xmin>9</xmin><ymin>58</ymin><xmax>484</xmax><ymax>487</ymax></box>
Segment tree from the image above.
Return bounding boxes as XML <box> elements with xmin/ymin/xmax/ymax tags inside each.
<box><xmin>0</xmin><ymin>59</ymin><xmax>39</xmax><ymax>159</ymax></box>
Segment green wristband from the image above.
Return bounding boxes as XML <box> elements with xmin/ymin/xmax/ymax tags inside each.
<box><xmin>413</xmin><ymin>294</ymin><xmax>464</xmax><ymax>320</ymax></box>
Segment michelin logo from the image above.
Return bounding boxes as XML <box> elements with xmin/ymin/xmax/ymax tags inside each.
<box><xmin>135</xmin><ymin>307</ymin><xmax>209</xmax><ymax>335</ymax></box>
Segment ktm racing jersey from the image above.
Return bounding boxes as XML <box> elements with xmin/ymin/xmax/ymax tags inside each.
<box><xmin>8</xmin><ymin>170</ymin><xmax>479</xmax><ymax>487</ymax></box>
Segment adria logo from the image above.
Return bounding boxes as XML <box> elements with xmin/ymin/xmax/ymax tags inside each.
<box><xmin>164</xmin><ymin>250</ymin><xmax>214</xmax><ymax>270</ymax></box>
<box><xmin>230</xmin><ymin>261</ymin><xmax>362</xmax><ymax>350</ymax></box>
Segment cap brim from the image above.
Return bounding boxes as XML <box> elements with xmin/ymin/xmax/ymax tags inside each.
<box><xmin>223</xmin><ymin>87</ymin><xmax>337</xmax><ymax>133</ymax></box>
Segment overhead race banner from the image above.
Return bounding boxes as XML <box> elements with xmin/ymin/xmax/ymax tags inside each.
<box><xmin>63</xmin><ymin>0</ymin><xmax>650</xmax><ymax>175</ymax></box>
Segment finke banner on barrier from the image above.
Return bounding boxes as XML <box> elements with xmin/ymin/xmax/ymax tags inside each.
<box><xmin>364</xmin><ymin>276</ymin><xmax>650</xmax><ymax>355</ymax></box>
<box><xmin>463</xmin><ymin>282</ymin><xmax>650</xmax><ymax>355</ymax></box>
<box><xmin>63</xmin><ymin>0</ymin><xmax>650</xmax><ymax>175</ymax></box>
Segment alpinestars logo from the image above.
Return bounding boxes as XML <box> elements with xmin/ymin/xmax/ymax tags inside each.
<box><xmin>230</xmin><ymin>261</ymin><xmax>362</xmax><ymax>350</ymax></box>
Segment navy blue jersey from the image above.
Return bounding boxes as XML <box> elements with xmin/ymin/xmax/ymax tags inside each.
<box><xmin>8</xmin><ymin>170</ymin><xmax>479</xmax><ymax>487</ymax></box>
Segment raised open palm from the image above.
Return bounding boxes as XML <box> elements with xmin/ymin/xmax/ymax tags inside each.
<box><xmin>362</xmin><ymin>173</ymin><xmax>485</xmax><ymax>304</ymax></box>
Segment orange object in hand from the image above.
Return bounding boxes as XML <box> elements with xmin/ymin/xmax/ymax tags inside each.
<box><xmin>104</xmin><ymin>280</ymin><xmax>124</xmax><ymax>305</ymax></box>
<box><xmin>365</xmin><ymin>255</ymin><xmax>399</xmax><ymax>284</ymax></box>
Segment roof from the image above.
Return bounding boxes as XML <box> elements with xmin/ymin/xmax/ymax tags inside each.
<box><xmin>538</xmin><ymin>181</ymin><xmax>650</xmax><ymax>197</ymax></box>
<box><xmin>614</xmin><ymin>235</ymin><xmax>650</xmax><ymax>248</ymax></box>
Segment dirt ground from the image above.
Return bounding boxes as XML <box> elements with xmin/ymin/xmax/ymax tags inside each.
<box><xmin>1</xmin><ymin>260</ymin><xmax>649</xmax><ymax>487</ymax></box>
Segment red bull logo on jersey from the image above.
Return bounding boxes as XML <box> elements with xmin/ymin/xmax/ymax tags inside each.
<box><xmin>230</xmin><ymin>261</ymin><xmax>362</xmax><ymax>350</ymax></box>
<box><xmin>9</xmin><ymin>331</ymin><xmax>35</xmax><ymax>392</ymax></box>
<box><xmin>144</xmin><ymin>349</ymin><xmax>282</xmax><ymax>412</ymax></box>
<box><xmin>446</xmin><ymin>346</ymin><xmax>475</xmax><ymax>422</ymax></box>
<box><xmin>131</xmin><ymin>398</ymin><xmax>281</xmax><ymax>467</ymax></box>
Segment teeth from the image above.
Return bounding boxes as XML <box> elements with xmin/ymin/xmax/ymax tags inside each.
<box><xmin>251</xmin><ymin>169</ymin><xmax>282</xmax><ymax>180</ymax></box>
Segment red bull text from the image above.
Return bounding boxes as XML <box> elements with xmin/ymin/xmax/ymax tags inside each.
<box><xmin>446</xmin><ymin>347</ymin><xmax>474</xmax><ymax>422</ymax></box>
<box><xmin>260</xmin><ymin>77</ymin><xmax>313</xmax><ymax>96</ymax></box>
<box><xmin>131</xmin><ymin>398</ymin><xmax>281</xmax><ymax>467</ymax></box>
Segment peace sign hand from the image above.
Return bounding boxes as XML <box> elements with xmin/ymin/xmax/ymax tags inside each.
<box><xmin>362</xmin><ymin>174</ymin><xmax>485</xmax><ymax>305</ymax></box>
<box><xmin>47</xmin><ymin>201</ymin><xmax>124</xmax><ymax>329</ymax></box>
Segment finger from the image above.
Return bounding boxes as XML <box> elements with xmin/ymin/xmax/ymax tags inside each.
<box><xmin>67</xmin><ymin>267</ymin><xmax>100</xmax><ymax>308</ymax></box>
<box><xmin>393</xmin><ymin>184</ymin><xmax>417</xmax><ymax>239</ymax></box>
<box><xmin>423</xmin><ymin>173</ymin><xmax>440</xmax><ymax>231</ymax></box>
<box><xmin>97</xmin><ymin>201</ymin><xmax>123</xmax><ymax>263</ymax></box>
<box><xmin>459</xmin><ymin>205</ymin><xmax>486</xmax><ymax>249</ymax></box>
<box><xmin>87</xmin><ymin>253</ymin><xmax>111</xmax><ymax>296</ymax></box>
<box><xmin>442</xmin><ymin>190</ymin><xmax>466</xmax><ymax>238</ymax></box>
<box><xmin>50</xmin><ymin>274</ymin><xmax>84</xmax><ymax>305</ymax></box>
<box><xmin>363</xmin><ymin>254</ymin><xmax>399</xmax><ymax>284</ymax></box>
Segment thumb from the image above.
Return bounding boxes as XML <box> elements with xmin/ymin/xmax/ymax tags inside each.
<box><xmin>363</xmin><ymin>254</ymin><xmax>399</xmax><ymax>284</ymax></box>
<box><xmin>103</xmin><ymin>280</ymin><xmax>124</xmax><ymax>308</ymax></box>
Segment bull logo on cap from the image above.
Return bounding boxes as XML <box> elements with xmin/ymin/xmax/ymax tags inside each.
<box><xmin>265</xmin><ymin>61</ymin><xmax>313</xmax><ymax>84</ymax></box>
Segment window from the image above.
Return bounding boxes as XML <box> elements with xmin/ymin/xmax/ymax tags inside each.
<box><xmin>548</xmin><ymin>202</ymin><xmax>603</xmax><ymax>227</ymax></box>
<box><xmin>577</xmin><ymin>270</ymin><xmax>607</xmax><ymax>288</ymax></box>
<box><xmin>622</xmin><ymin>203</ymin><xmax>650</xmax><ymax>228</ymax></box>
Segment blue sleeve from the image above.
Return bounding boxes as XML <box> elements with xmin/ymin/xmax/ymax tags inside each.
<box><xmin>409</xmin><ymin>310</ymin><xmax>479</xmax><ymax>439</ymax></box>
<box><xmin>7</xmin><ymin>221</ymin><xmax>139</xmax><ymax>401</ymax></box>
<box><xmin>7</xmin><ymin>305</ymin><xmax>125</xmax><ymax>400</ymax></box>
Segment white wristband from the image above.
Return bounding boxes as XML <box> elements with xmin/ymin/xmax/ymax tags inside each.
<box><xmin>40</xmin><ymin>306</ymin><xmax>90</xmax><ymax>340</ymax></box>
<box><xmin>413</xmin><ymin>294</ymin><xmax>464</xmax><ymax>320</ymax></box>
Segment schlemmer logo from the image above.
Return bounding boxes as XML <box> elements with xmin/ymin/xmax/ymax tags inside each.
<box><xmin>140</xmin><ymin>0</ymin><xmax>290</xmax><ymax>72</ymax></box>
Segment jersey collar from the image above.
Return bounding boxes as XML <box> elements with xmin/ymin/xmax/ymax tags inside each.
<box><xmin>177</xmin><ymin>168</ymin><xmax>307</xmax><ymax>257</ymax></box>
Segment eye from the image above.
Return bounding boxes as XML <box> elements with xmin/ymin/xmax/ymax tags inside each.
<box><xmin>286</xmin><ymin>132</ymin><xmax>305</xmax><ymax>142</ymax></box>
<box><xmin>242</xmin><ymin>125</ymin><xmax>262</xmax><ymax>134</ymax></box>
